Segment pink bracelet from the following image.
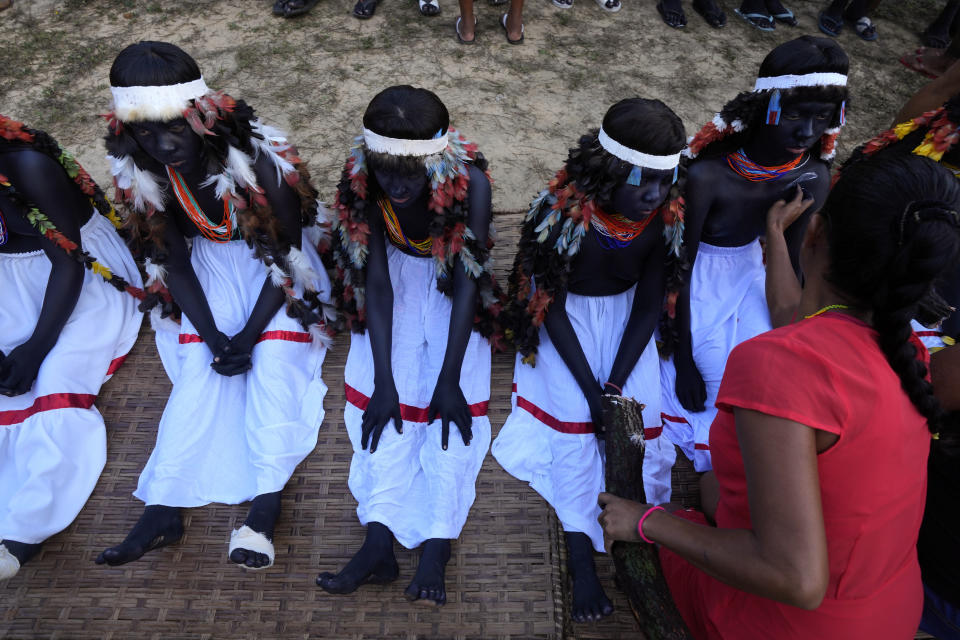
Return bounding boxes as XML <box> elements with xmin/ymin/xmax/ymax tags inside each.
<box><xmin>603</xmin><ymin>381</ymin><xmax>622</xmax><ymax>394</ymax></box>
<box><xmin>637</xmin><ymin>505</ymin><xmax>665</xmax><ymax>544</ymax></box>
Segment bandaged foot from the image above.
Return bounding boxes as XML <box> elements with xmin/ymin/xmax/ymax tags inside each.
<box><xmin>95</xmin><ymin>505</ymin><xmax>183</xmax><ymax>566</ymax></box>
<box><xmin>229</xmin><ymin>491</ymin><xmax>280</xmax><ymax>570</ymax></box>
<box><xmin>317</xmin><ymin>521</ymin><xmax>399</xmax><ymax>594</ymax></box>
<box><xmin>567</xmin><ymin>532</ymin><xmax>614</xmax><ymax>622</ymax></box>
<box><xmin>0</xmin><ymin>544</ymin><xmax>20</xmax><ymax>581</ymax></box>
<box><xmin>404</xmin><ymin>538</ymin><xmax>451</xmax><ymax>607</ymax></box>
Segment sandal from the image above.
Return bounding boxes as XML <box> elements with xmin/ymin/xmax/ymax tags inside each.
<box><xmin>692</xmin><ymin>0</ymin><xmax>725</xmax><ymax>28</ymax></box>
<box><xmin>488</xmin><ymin>0</ymin><xmax>508</xmax><ymax>5</ymax></box>
<box><xmin>734</xmin><ymin>8</ymin><xmax>774</xmax><ymax>32</ymax></box>
<box><xmin>552</xmin><ymin>0</ymin><xmax>574</xmax><ymax>10</ymax></box>
<box><xmin>817</xmin><ymin>10</ymin><xmax>843</xmax><ymax>37</ymax></box>
<box><xmin>846</xmin><ymin>15</ymin><xmax>878</xmax><ymax>41</ymax></box>
<box><xmin>273</xmin><ymin>0</ymin><xmax>320</xmax><ymax>17</ymax></box>
<box><xmin>656</xmin><ymin>0</ymin><xmax>686</xmax><ymax>28</ymax></box>
<box><xmin>899</xmin><ymin>51</ymin><xmax>939</xmax><ymax>79</ymax></box>
<box><xmin>500</xmin><ymin>12</ymin><xmax>524</xmax><ymax>43</ymax></box>
<box><xmin>353</xmin><ymin>0</ymin><xmax>378</xmax><ymax>18</ymax></box>
<box><xmin>767</xmin><ymin>4</ymin><xmax>796</xmax><ymax>26</ymax></box>
<box><xmin>419</xmin><ymin>0</ymin><xmax>440</xmax><ymax>16</ymax></box>
<box><xmin>456</xmin><ymin>15</ymin><xmax>477</xmax><ymax>43</ymax></box>
<box><xmin>595</xmin><ymin>0</ymin><xmax>621</xmax><ymax>13</ymax></box>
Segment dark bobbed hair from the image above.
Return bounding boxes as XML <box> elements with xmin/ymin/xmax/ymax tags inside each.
<box><xmin>822</xmin><ymin>154</ymin><xmax>960</xmax><ymax>438</ymax></box>
<box><xmin>109</xmin><ymin>41</ymin><xmax>201</xmax><ymax>88</ymax></box>
<box><xmin>361</xmin><ymin>85</ymin><xmax>467</xmax><ymax>177</ymax></box>
<box><xmin>567</xmin><ymin>98</ymin><xmax>686</xmax><ymax>207</ymax></box>
<box><xmin>694</xmin><ymin>36</ymin><xmax>850</xmax><ymax>161</ymax></box>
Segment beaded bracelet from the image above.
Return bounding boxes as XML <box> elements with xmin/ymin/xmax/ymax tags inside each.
<box><xmin>637</xmin><ymin>505</ymin><xmax>665</xmax><ymax>544</ymax></box>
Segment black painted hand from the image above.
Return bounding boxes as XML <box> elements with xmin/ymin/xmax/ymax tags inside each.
<box><xmin>0</xmin><ymin>342</ymin><xmax>46</xmax><ymax>396</ymax></box>
<box><xmin>209</xmin><ymin>331</ymin><xmax>252</xmax><ymax>377</ymax></box>
<box><xmin>427</xmin><ymin>379</ymin><xmax>472</xmax><ymax>451</ymax></box>
<box><xmin>675</xmin><ymin>352</ymin><xmax>706</xmax><ymax>412</ymax></box>
<box><xmin>362</xmin><ymin>379</ymin><xmax>403</xmax><ymax>453</ymax></box>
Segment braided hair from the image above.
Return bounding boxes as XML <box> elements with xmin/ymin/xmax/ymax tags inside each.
<box><xmin>822</xmin><ymin>154</ymin><xmax>960</xmax><ymax>440</ymax></box>
<box><xmin>504</xmin><ymin>98</ymin><xmax>688</xmax><ymax>361</ymax></box>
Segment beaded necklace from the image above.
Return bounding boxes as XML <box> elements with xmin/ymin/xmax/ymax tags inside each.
<box><xmin>804</xmin><ymin>303</ymin><xmax>850</xmax><ymax>319</ymax></box>
<box><xmin>0</xmin><ymin>208</ymin><xmax>7</xmax><ymax>246</ymax></box>
<box><xmin>726</xmin><ymin>148</ymin><xmax>808</xmax><ymax>182</ymax></box>
<box><xmin>379</xmin><ymin>198</ymin><xmax>432</xmax><ymax>256</ymax></box>
<box><xmin>166</xmin><ymin>166</ymin><xmax>237</xmax><ymax>243</ymax></box>
<box><xmin>590</xmin><ymin>209</ymin><xmax>657</xmax><ymax>250</ymax></box>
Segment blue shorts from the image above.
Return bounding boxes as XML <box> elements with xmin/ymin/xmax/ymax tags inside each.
<box><xmin>920</xmin><ymin>582</ymin><xmax>960</xmax><ymax>640</ymax></box>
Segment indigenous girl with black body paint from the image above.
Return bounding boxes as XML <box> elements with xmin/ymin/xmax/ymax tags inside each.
<box><xmin>600</xmin><ymin>152</ymin><xmax>960</xmax><ymax>639</ymax></box>
<box><xmin>95</xmin><ymin>41</ymin><xmax>333</xmax><ymax>571</ymax></box>
<box><xmin>0</xmin><ymin>116</ymin><xmax>143</xmax><ymax>581</ymax></box>
<box><xmin>316</xmin><ymin>86</ymin><xmax>501</xmax><ymax>607</ymax></box>
<box><xmin>492</xmin><ymin>99</ymin><xmax>685</xmax><ymax>623</ymax></box>
<box><xmin>661</xmin><ymin>35</ymin><xmax>849</xmax><ymax>473</ymax></box>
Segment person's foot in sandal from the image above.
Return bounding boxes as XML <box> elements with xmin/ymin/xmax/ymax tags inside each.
<box><xmin>273</xmin><ymin>0</ymin><xmax>320</xmax><ymax>16</ymax></box>
<box><xmin>500</xmin><ymin>11</ymin><xmax>524</xmax><ymax>43</ymax></box>
<box><xmin>845</xmin><ymin>14</ymin><xmax>877</xmax><ymax>41</ymax></box>
<box><xmin>656</xmin><ymin>0</ymin><xmax>686</xmax><ymax>28</ymax></box>
<box><xmin>692</xmin><ymin>0</ymin><xmax>726</xmax><ymax>28</ymax></box>
<box><xmin>595</xmin><ymin>0</ymin><xmax>620</xmax><ymax>13</ymax></box>
<box><xmin>552</xmin><ymin>0</ymin><xmax>573</xmax><ymax>10</ymax></box>
<box><xmin>419</xmin><ymin>0</ymin><xmax>440</xmax><ymax>16</ymax></box>
<box><xmin>735</xmin><ymin>1</ymin><xmax>775</xmax><ymax>32</ymax></box>
<box><xmin>900</xmin><ymin>47</ymin><xmax>956</xmax><ymax>79</ymax></box>
<box><xmin>455</xmin><ymin>14</ymin><xmax>477</xmax><ymax>43</ymax></box>
<box><xmin>817</xmin><ymin>8</ymin><xmax>842</xmax><ymax>36</ymax></box>
<box><xmin>353</xmin><ymin>0</ymin><xmax>378</xmax><ymax>18</ymax></box>
<box><xmin>765</xmin><ymin>0</ymin><xmax>796</xmax><ymax>26</ymax></box>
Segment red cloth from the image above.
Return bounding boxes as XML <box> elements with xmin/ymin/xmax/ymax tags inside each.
<box><xmin>660</xmin><ymin>313</ymin><xmax>931</xmax><ymax>640</ymax></box>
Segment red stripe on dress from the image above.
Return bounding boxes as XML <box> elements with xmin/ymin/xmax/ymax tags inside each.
<box><xmin>0</xmin><ymin>393</ymin><xmax>97</xmax><ymax>426</ymax></box>
<box><xmin>106</xmin><ymin>355</ymin><xmax>128</xmax><ymax>376</ymax></box>
<box><xmin>695</xmin><ymin>443</ymin><xmax>710</xmax><ymax>450</ymax></box>
<box><xmin>178</xmin><ymin>330</ymin><xmax>312</xmax><ymax>345</ymax></box>
<box><xmin>344</xmin><ymin>383</ymin><xmax>488</xmax><ymax>423</ymax></box>
<box><xmin>513</xmin><ymin>385</ymin><xmax>662</xmax><ymax>438</ymax></box>
<box><xmin>916</xmin><ymin>331</ymin><xmax>943</xmax><ymax>338</ymax></box>
<box><xmin>661</xmin><ymin>412</ymin><xmax>689</xmax><ymax>424</ymax></box>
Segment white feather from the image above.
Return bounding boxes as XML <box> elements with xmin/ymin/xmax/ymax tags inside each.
<box><xmin>309</xmin><ymin>322</ymin><xmax>333</xmax><ymax>349</ymax></box>
<box><xmin>268</xmin><ymin>263</ymin><xmax>288</xmax><ymax>287</ymax></box>
<box><xmin>730</xmin><ymin>119</ymin><xmax>745</xmax><ymax>132</ymax></box>
<box><xmin>109</xmin><ymin>154</ymin><xmax>135</xmax><ymax>190</ymax></box>
<box><xmin>711</xmin><ymin>113</ymin><xmax>726</xmax><ymax>130</ymax></box>
<box><xmin>251</xmin><ymin>121</ymin><xmax>295</xmax><ymax>186</ymax></box>
<box><xmin>226</xmin><ymin>145</ymin><xmax>258</xmax><ymax>190</ymax></box>
<box><xmin>144</xmin><ymin>258</ymin><xmax>167</xmax><ymax>287</ymax></box>
<box><xmin>201</xmin><ymin>172</ymin><xmax>236</xmax><ymax>201</ymax></box>
<box><xmin>149</xmin><ymin>307</ymin><xmax>181</xmax><ymax>334</ymax></box>
<box><xmin>132</xmin><ymin>164</ymin><xmax>166</xmax><ymax>212</ymax></box>
<box><xmin>285</xmin><ymin>246</ymin><xmax>319</xmax><ymax>290</ymax></box>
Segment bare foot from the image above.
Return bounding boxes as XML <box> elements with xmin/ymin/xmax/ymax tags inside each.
<box><xmin>403</xmin><ymin>538</ymin><xmax>451</xmax><ymax>606</ymax></box>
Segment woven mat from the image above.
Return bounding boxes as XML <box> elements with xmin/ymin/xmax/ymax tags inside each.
<box><xmin>0</xmin><ymin>211</ymin><xmax>700</xmax><ymax>639</ymax></box>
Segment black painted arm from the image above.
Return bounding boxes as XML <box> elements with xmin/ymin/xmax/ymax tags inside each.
<box><xmin>429</xmin><ymin>164</ymin><xmax>492</xmax><ymax>449</ymax></box>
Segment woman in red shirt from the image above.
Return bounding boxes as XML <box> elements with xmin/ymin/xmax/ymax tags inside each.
<box><xmin>599</xmin><ymin>153</ymin><xmax>960</xmax><ymax>639</ymax></box>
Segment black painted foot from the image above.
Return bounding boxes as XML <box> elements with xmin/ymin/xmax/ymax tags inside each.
<box><xmin>566</xmin><ymin>532</ymin><xmax>614</xmax><ymax>623</ymax></box>
<box><xmin>230</xmin><ymin>491</ymin><xmax>280</xmax><ymax>569</ymax></box>
<box><xmin>316</xmin><ymin>522</ymin><xmax>399</xmax><ymax>594</ymax></box>
<box><xmin>95</xmin><ymin>505</ymin><xmax>183</xmax><ymax>566</ymax></box>
<box><xmin>404</xmin><ymin>538</ymin><xmax>451</xmax><ymax>607</ymax></box>
<box><xmin>1</xmin><ymin>539</ymin><xmax>42</xmax><ymax>566</ymax></box>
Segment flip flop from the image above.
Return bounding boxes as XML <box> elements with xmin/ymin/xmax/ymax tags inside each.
<box><xmin>692</xmin><ymin>0</ymin><xmax>725</xmax><ymax>28</ymax></box>
<box><xmin>817</xmin><ymin>10</ymin><xmax>843</xmax><ymax>37</ymax></box>
<box><xmin>500</xmin><ymin>13</ymin><xmax>524</xmax><ymax>44</ymax></box>
<box><xmin>456</xmin><ymin>15</ymin><xmax>477</xmax><ymax>44</ymax></box>
<box><xmin>656</xmin><ymin>0</ymin><xmax>686</xmax><ymax>28</ymax></box>
<box><xmin>899</xmin><ymin>51</ymin><xmax>940</xmax><ymax>79</ymax></box>
<box><xmin>552</xmin><ymin>0</ymin><xmax>574</xmax><ymax>10</ymax></box>
<box><xmin>734</xmin><ymin>8</ymin><xmax>774</xmax><ymax>32</ymax></box>
<box><xmin>273</xmin><ymin>0</ymin><xmax>320</xmax><ymax>17</ymax></box>
<box><xmin>419</xmin><ymin>0</ymin><xmax>440</xmax><ymax>16</ymax></box>
<box><xmin>353</xmin><ymin>0</ymin><xmax>378</xmax><ymax>18</ymax></box>
<box><xmin>770</xmin><ymin>8</ymin><xmax>797</xmax><ymax>26</ymax></box>
<box><xmin>846</xmin><ymin>15</ymin><xmax>878</xmax><ymax>41</ymax></box>
<box><xmin>595</xmin><ymin>0</ymin><xmax>621</xmax><ymax>13</ymax></box>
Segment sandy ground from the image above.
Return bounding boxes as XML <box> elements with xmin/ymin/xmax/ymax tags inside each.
<box><xmin>0</xmin><ymin>0</ymin><xmax>938</xmax><ymax>215</ymax></box>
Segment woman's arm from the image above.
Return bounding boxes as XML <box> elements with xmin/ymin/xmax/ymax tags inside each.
<box><xmin>606</xmin><ymin>239</ymin><xmax>666</xmax><ymax>392</ymax></box>
<box><xmin>600</xmin><ymin>408</ymin><xmax>830</xmax><ymax>610</ymax></box>
<box><xmin>428</xmin><ymin>164</ymin><xmax>492</xmax><ymax>450</ymax></box>
<box><xmin>765</xmin><ymin>188</ymin><xmax>814</xmax><ymax>328</ymax></box>
<box><xmin>360</xmin><ymin>195</ymin><xmax>402</xmax><ymax>453</ymax></box>
<box><xmin>932</xmin><ymin>345</ymin><xmax>960</xmax><ymax>411</ymax></box>
<box><xmin>0</xmin><ymin>151</ymin><xmax>84</xmax><ymax>396</ymax></box>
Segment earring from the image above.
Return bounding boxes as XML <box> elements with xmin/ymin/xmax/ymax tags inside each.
<box><xmin>766</xmin><ymin>90</ymin><xmax>782</xmax><ymax>126</ymax></box>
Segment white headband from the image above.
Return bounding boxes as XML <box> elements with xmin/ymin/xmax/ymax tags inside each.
<box><xmin>753</xmin><ymin>72</ymin><xmax>848</xmax><ymax>92</ymax></box>
<box><xmin>597</xmin><ymin>127</ymin><xmax>681</xmax><ymax>171</ymax></box>
<box><xmin>362</xmin><ymin>127</ymin><xmax>448</xmax><ymax>157</ymax></box>
<box><xmin>110</xmin><ymin>77</ymin><xmax>210</xmax><ymax>122</ymax></box>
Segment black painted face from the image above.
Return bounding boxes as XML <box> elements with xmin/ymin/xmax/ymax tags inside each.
<box><xmin>756</xmin><ymin>99</ymin><xmax>837</xmax><ymax>162</ymax></box>
<box><xmin>610</xmin><ymin>167</ymin><xmax>674</xmax><ymax>221</ymax></box>
<box><xmin>129</xmin><ymin>118</ymin><xmax>203</xmax><ymax>171</ymax></box>
<box><xmin>372</xmin><ymin>167</ymin><xmax>430</xmax><ymax>209</ymax></box>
